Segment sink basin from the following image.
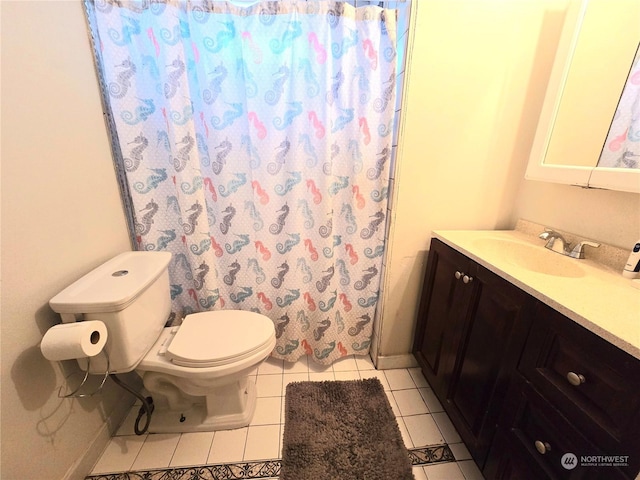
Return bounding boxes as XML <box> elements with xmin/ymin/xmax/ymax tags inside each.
<box><xmin>471</xmin><ymin>238</ymin><xmax>586</xmax><ymax>278</ymax></box>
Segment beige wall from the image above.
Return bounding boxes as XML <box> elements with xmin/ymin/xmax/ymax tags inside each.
<box><xmin>1</xmin><ymin>2</ymin><xmax>133</xmax><ymax>479</ymax></box>
<box><xmin>513</xmin><ymin>182</ymin><xmax>640</xmax><ymax>249</ymax></box>
<box><xmin>378</xmin><ymin>0</ymin><xmax>640</xmax><ymax>358</ymax></box>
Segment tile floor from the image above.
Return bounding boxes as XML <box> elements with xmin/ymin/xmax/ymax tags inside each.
<box><xmin>89</xmin><ymin>355</ymin><xmax>484</xmax><ymax>479</ymax></box>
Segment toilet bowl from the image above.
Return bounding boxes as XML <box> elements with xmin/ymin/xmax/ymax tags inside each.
<box><xmin>48</xmin><ymin>251</ymin><xmax>276</xmax><ymax>433</ymax></box>
<box><xmin>137</xmin><ymin>310</ymin><xmax>276</xmax><ymax>432</ymax></box>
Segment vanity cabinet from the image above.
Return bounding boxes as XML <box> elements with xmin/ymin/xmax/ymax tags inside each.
<box><xmin>414</xmin><ymin>239</ymin><xmax>640</xmax><ymax>479</ymax></box>
<box><xmin>483</xmin><ymin>375</ymin><xmax>609</xmax><ymax>480</ymax></box>
<box><xmin>413</xmin><ymin>239</ymin><xmax>536</xmax><ymax>466</ymax></box>
<box><xmin>485</xmin><ymin>302</ymin><xmax>640</xmax><ymax>479</ymax></box>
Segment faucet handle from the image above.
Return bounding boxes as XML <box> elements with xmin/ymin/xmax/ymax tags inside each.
<box><xmin>539</xmin><ymin>228</ymin><xmax>563</xmax><ymax>240</ymax></box>
<box><xmin>570</xmin><ymin>241</ymin><xmax>600</xmax><ymax>259</ymax></box>
<box><xmin>539</xmin><ymin>229</ymin><xmax>569</xmax><ymax>253</ymax></box>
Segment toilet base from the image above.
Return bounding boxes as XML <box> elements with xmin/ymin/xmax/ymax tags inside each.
<box><xmin>147</xmin><ymin>379</ymin><xmax>258</xmax><ymax>433</ymax></box>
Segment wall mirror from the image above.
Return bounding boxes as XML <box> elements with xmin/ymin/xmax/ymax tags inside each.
<box><xmin>526</xmin><ymin>0</ymin><xmax>640</xmax><ymax>193</ymax></box>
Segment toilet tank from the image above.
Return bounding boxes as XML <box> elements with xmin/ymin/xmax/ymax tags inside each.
<box><xmin>49</xmin><ymin>251</ymin><xmax>172</xmax><ymax>374</ymax></box>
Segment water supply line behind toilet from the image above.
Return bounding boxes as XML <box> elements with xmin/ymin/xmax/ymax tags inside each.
<box><xmin>109</xmin><ymin>373</ymin><xmax>154</xmax><ymax>435</ymax></box>
<box><xmin>109</xmin><ymin>374</ymin><xmax>155</xmax><ymax>435</ymax></box>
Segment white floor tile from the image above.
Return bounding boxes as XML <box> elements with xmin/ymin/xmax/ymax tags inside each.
<box><xmin>334</xmin><ymin>370</ymin><xmax>361</xmax><ymax>381</ymax></box>
<box><xmin>258</xmin><ymin>357</ymin><xmax>284</xmax><ymax>375</ymax></box>
<box><xmin>395</xmin><ymin>416</ymin><xmax>414</xmax><ymax>448</ymax></box>
<box><xmin>244</xmin><ymin>424</ymin><xmax>281</xmax><ymax>460</ymax></box>
<box><xmin>393</xmin><ymin>388</ymin><xmax>429</xmax><ymax>416</ymax></box>
<box><xmin>93</xmin><ymin>353</ymin><xmax>477</xmax><ymax>477</ymax></box>
<box><xmin>457</xmin><ymin>459</ymin><xmax>485</xmax><ymax>480</ymax></box>
<box><xmin>408</xmin><ymin>367</ymin><xmax>430</xmax><ymax>388</ymax></box>
<box><xmin>419</xmin><ymin>387</ymin><xmax>444</xmax><ymax>413</ymax></box>
<box><xmin>91</xmin><ymin>435</ymin><xmax>147</xmax><ymax>474</ymax></box>
<box><xmin>283</xmin><ymin>355</ymin><xmax>308</xmax><ymax>373</ymax></box>
<box><xmin>354</xmin><ymin>354</ymin><xmax>376</xmax><ymax>371</ymax></box>
<box><xmin>449</xmin><ymin>442</ymin><xmax>472</xmax><ymax>461</ymax></box>
<box><xmin>423</xmin><ymin>461</ymin><xmax>465</xmax><ymax>480</ymax></box>
<box><xmin>256</xmin><ymin>374</ymin><xmax>284</xmax><ymax>397</ymax></box>
<box><xmin>283</xmin><ymin>372</ymin><xmax>309</xmax><ymax>390</ymax></box>
<box><xmin>359</xmin><ymin>370</ymin><xmax>390</xmax><ymax>390</ymax></box>
<box><xmin>308</xmin><ymin>359</ymin><xmax>332</xmax><ymax>373</ymax></box>
<box><xmin>332</xmin><ymin>355</ymin><xmax>358</xmax><ymax>371</ymax></box>
<box><xmin>384</xmin><ymin>390</ymin><xmax>400</xmax><ymax>417</ymax></box>
<box><xmin>403</xmin><ymin>414</ymin><xmax>445</xmax><ymax>447</ymax></box>
<box><xmin>251</xmin><ymin>396</ymin><xmax>282</xmax><ymax>425</ymax></box>
<box><xmin>207</xmin><ymin>428</ymin><xmax>248</xmax><ymax>464</ymax></box>
<box><xmin>432</xmin><ymin>412</ymin><xmax>462</xmax><ymax>444</ymax></box>
<box><xmin>413</xmin><ymin>466</ymin><xmax>429</xmax><ymax>480</ymax></box>
<box><xmin>384</xmin><ymin>369</ymin><xmax>416</xmax><ymax>390</ymax></box>
<box><xmin>131</xmin><ymin>433</ymin><xmax>180</xmax><ymax>471</ymax></box>
<box><xmin>281</xmin><ymin>395</ymin><xmax>287</xmax><ymax>420</ymax></box>
<box><xmin>169</xmin><ymin>432</ymin><xmax>215</xmax><ymax>467</ymax></box>
<box><xmin>309</xmin><ymin>371</ymin><xmax>335</xmax><ymax>382</ymax></box>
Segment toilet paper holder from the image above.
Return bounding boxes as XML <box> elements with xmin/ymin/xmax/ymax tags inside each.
<box><xmin>58</xmin><ymin>351</ymin><xmax>111</xmax><ymax>399</ymax></box>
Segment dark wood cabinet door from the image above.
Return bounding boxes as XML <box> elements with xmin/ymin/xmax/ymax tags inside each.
<box><xmin>518</xmin><ymin>302</ymin><xmax>640</xmax><ymax>476</ymax></box>
<box><xmin>484</xmin><ymin>427</ymin><xmax>553</xmax><ymax>480</ymax></box>
<box><xmin>413</xmin><ymin>239</ymin><xmax>473</xmax><ymax>399</ymax></box>
<box><xmin>445</xmin><ymin>263</ymin><xmax>535</xmax><ymax>468</ymax></box>
<box><xmin>485</xmin><ymin>376</ymin><xmax>629</xmax><ymax>480</ymax></box>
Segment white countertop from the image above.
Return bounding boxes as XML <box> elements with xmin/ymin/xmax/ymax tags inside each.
<box><xmin>433</xmin><ymin>229</ymin><xmax>640</xmax><ymax>360</ymax></box>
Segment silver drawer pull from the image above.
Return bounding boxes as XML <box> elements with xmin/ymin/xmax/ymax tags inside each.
<box><xmin>455</xmin><ymin>271</ymin><xmax>463</xmax><ymax>280</ymax></box>
<box><xmin>566</xmin><ymin>372</ymin><xmax>586</xmax><ymax>386</ymax></box>
<box><xmin>463</xmin><ymin>275</ymin><xmax>473</xmax><ymax>284</ymax></box>
<box><xmin>534</xmin><ymin>440</ymin><xmax>551</xmax><ymax>455</ymax></box>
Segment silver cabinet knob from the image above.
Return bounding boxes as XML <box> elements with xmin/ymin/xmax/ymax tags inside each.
<box><xmin>455</xmin><ymin>271</ymin><xmax>463</xmax><ymax>280</ymax></box>
<box><xmin>463</xmin><ymin>275</ymin><xmax>473</xmax><ymax>284</ymax></box>
<box><xmin>534</xmin><ymin>440</ymin><xmax>551</xmax><ymax>455</ymax></box>
<box><xmin>566</xmin><ymin>372</ymin><xmax>586</xmax><ymax>386</ymax></box>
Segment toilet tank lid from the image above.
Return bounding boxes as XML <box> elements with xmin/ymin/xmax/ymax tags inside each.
<box><xmin>49</xmin><ymin>251</ymin><xmax>172</xmax><ymax>314</ymax></box>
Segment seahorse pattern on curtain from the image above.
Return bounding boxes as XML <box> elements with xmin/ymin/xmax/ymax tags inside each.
<box><xmin>87</xmin><ymin>0</ymin><xmax>397</xmax><ymax>365</ymax></box>
<box><xmin>598</xmin><ymin>50</ymin><xmax>640</xmax><ymax>169</ymax></box>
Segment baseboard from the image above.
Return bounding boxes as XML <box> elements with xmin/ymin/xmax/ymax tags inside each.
<box><xmin>374</xmin><ymin>353</ymin><xmax>419</xmax><ymax>370</ymax></box>
<box><xmin>62</xmin><ymin>394</ymin><xmax>135</xmax><ymax>480</ymax></box>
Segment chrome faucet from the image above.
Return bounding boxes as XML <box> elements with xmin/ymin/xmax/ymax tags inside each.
<box><xmin>538</xmin><ymin>229</ymin><xmax>600</xmax><ymax>259</ymax></box>
<box><xmin>539</xmin><ymin>229</ymin><xmax>571</xmax><ymax>255</ymax></box>
<box><xmin>569</xmin><ymin>240</ymin><xmax>601</xmax><ymax>259</ymax></box>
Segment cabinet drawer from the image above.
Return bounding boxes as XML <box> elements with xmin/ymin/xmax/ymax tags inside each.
<box><xmin>485</xmin><ymin>427</ymin><xmax>552</xmax><ymax>480</ymax></box>
<box><xmin>485</xmin><ymin>377</ymin><xmax>628</xmax><ymax>480</ymax></box>
<box><xmin>519</xmin><ymin>303</ymin><xmax>640</xmax><ymax>459</ymax></box>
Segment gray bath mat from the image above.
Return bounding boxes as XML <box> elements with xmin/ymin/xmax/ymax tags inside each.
<box><xmin>280</xmin><ymin>378</ymin><xmax>415</xmax><ymax>480</ymax></box>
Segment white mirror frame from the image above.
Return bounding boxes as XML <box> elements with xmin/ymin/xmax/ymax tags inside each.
<box><xmin>526</xmin><ymin>0</ymin><xmax>640</xmax><ymax>193</ymax></box>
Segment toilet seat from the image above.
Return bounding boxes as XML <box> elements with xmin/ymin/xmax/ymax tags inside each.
<box><xmin>166</xmin><ymin>311</ymin><xmax>275</xmax><ymax>368</ymax></box>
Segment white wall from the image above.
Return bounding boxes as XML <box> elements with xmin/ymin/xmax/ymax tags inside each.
<box><xmin>378</xmin><ymin>0</ymin><xmax>640</xmax><ymax>359</ymax></box>
<box><xmin>1</xmin><ymin>2</ymin><xmax>133</xmax><ymax>479</ymax></box>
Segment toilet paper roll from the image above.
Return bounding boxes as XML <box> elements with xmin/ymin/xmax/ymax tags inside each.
<box><xmin>40</xmin><ymin>321</ymin><xmax>108</xmax><ymax>361</ymax></box>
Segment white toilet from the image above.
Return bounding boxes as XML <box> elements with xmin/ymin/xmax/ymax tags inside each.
<box><xmin>49</xmin><ymin>251</ymin><xmax>276</xmax><ymax>433</ymax></box>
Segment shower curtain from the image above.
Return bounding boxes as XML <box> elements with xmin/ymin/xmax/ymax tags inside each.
<box><xmin>86</xmin><ymin>0</ymin><xmax>398</xmax><ymax>365</ymax></box>
<box><xmin>597</xmin><ymin>48</ymin><xmax>640</xmax><ymax>169</ymax></box>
